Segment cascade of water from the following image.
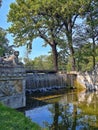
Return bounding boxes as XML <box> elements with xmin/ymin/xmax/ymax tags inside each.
<box><xmin>26</xmin><ymin>73</ymin><xmax>66</xmax><ymax>92</ymax></box>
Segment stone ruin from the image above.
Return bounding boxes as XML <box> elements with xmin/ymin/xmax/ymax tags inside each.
<box><xmin>0</xmin><ymin>50</ymin><xmax>26</xmax><ymax>108</ymax></box>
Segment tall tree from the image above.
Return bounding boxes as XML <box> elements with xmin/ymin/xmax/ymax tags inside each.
<box><xmin>54</xmin><ymin>0</ymin><xmax>91</xmax><ymax>70</ymax></box>
<box><xmin>85</xmin><ymin>0</ymin><xmax>98</xmax><ymax>68</ymax></box>
<box><xmin>7</xmin><ymin>0</ymin><xmax>63</xmax><ymax>71</ymax></box>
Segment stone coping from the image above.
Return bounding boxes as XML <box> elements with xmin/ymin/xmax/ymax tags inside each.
<box><xmin>0</xmin><ymin>66</ymin><xmax>26</xmax><ymax>77</ymax></box>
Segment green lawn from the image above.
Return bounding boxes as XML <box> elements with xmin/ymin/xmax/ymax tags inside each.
<box><xmin>0</xmin><ymin>103</ymin><xmax>41</xmax><ymax>130</ymax></box>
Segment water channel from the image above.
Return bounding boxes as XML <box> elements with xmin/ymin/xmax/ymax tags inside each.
<box><xmin>19</xmin><ymin>89</ymin><xmax>98</xmax><ymax>130</ymax></box>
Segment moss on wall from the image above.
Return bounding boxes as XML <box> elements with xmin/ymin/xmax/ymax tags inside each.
<box><xmin>74</xmin><ymin>79</ymin><xmax>86</xmax><ymax>91</ymax></box>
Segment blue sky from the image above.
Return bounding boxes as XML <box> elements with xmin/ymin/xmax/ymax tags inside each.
<box><xmin>0</xmin><ymin>0</ymin><xmax>51</xmax><ymax>59</ymax></box>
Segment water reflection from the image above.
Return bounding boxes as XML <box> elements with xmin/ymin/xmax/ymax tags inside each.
<box><xmin>25</xmin><ymin>90</ymin><xmax>98</xmax><ymax>130</ymax></box>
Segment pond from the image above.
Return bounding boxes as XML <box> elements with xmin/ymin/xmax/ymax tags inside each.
<box><xmin>21</xmin><ymin>89</ymin><xmax>98</xmax><ymax>130</ymax></box>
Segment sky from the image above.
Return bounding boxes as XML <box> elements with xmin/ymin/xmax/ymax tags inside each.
<box><xmin>0</xmin><ymin>0</ymin><xmax>51</xmax><ymax>59</ymax></box>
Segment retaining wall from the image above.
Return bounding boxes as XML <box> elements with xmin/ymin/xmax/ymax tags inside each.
<box><xmin>0</xmin><ymin>66</ymin><xmax>26</xmax><ymax>108</ymax></box>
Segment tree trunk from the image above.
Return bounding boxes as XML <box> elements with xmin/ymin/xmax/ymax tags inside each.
<box><xmin>52</xmin><ymin>103</ymin><xmax>59</xmax><ymax>130</ymax></box>
<box><xmin>64</xmin><ymin>17</ymin><xmax>76</xmax><ymax>71</ymax></box>
<box><xmin>67</xmin><ymin>32</ymin><xmax>76</xmax><ymax>71</ymax></box>
<box><xmin>70</xmin><ymin>46</ymin><xmax>76</xmax><ymax>71</ymax></box>
<box><xmin>92</xmin><ymin>35</ymin><xmax>96</xmax><ymax>69</ymax></box>
<box><xmin>51</xmin><ymin>43</ymin><xmax>58</xmax><ymax>72</ymax></box>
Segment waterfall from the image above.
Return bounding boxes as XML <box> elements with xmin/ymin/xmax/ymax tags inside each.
<box><xmin>26</xmin><ymin>73</ymin><xmax>66</xmax><ymax>93</ymax></box>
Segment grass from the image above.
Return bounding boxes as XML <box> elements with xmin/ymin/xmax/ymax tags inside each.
<box><xmin>0</xmin><ymin>103</ymin><xmax>41</xmax><ymax>130</ymax></box>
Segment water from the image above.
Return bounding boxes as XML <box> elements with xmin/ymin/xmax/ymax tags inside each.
<box><xmin>24</xmin><ymin>90</ymin><xmax>98</xmax><ymax>130</ymax></box>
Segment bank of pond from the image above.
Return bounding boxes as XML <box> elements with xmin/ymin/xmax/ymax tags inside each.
<box><xmin>0</xmin><ymin>103</ymin><xmax>41</xmax><ymax>130</ymax></box>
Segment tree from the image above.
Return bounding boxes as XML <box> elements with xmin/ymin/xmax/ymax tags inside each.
<box><xmin>0</xmin><ymin>0</ymin><xmax>2</xmax><ymax>7</ymax></box>
<box><xmin>58</xmin><ymin>0</ymin><xmax>97</xmax><ymax>71</ymax></box>
<box><xmin>85</xmin><ymin>0</ymin><xmax>98</xmax><ymax>68</ymax></box>
<box><xmin>7</xmin><ymin>0</ymin><xmax>64</xmax><ymax>71</ymax></box>
<box><xmin>53</xmin><ymin>0</ymin><xmax>92</xmax><ymax>71</ymax></box>
<box><xmin>7</xmin><ymin>0</ymin><xmax>91</xmax><ymax>71</ymax></box>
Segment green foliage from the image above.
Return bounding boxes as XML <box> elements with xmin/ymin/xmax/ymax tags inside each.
<box><xmin>84</xmin><ymin>0</ymin><xmax>98</xmax><ymax>68</ymax></box>
<box><xmin>7</xmin><ymin>0</ymin><xmax>59</xmax><ymax>46</ymax></box>
<box><xmin>0</xmin><ymin>46</ymin><xmax>5</xmax><ymax>56</ymax></box>
<box><xmin>0</xmin><ymin>103</ymin><xmax>41</xmax><ymax>130</ymax></box>
<box><xmin>7</xmin><ymin>0</ymin><xmax>98</xmax><ymax>72</ymax></box>
<box><xmin>0</xmin><ymin>27</ymin><xmax>9</xmax><ymax>56</ymax></box>
<box><xmin>24</xmin><ymin>54</ymin><xmax>54</xmax><ymax>70</ymax></box>
<box><xmin>24</xmin><ymin>57</ymin><xmax>34</xmax><ymax>67</ymax></box>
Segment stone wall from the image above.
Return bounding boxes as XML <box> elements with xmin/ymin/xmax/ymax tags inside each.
<box><xmin>0</xmin><ymin>66</ymin><xmax>26</xmax><ymax>108</ymax></box>
<box><xmin>66</xmin><ymin>72</ymin><xmax>86</xmax><ymax>89</ymax></box>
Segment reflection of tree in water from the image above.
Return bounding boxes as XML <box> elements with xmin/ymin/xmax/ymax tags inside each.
<box><xmin>44</xmin><ymin>102</ymin><xmax>78</xmax><ymax>130</ymax></box>
<box><xmin>50</xmin><ymin>103</ymin><xmax>59</xmax><ymax>130</ymax></box>
<box><xmin>78</xmin><ymin>91</ymin><xmax>98</xmax><ymax>129</ymax></box>
<box><xmin>43</xmin><ymin>91</ymin><xmax>98</xmax><ymax>130</ymax></box>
